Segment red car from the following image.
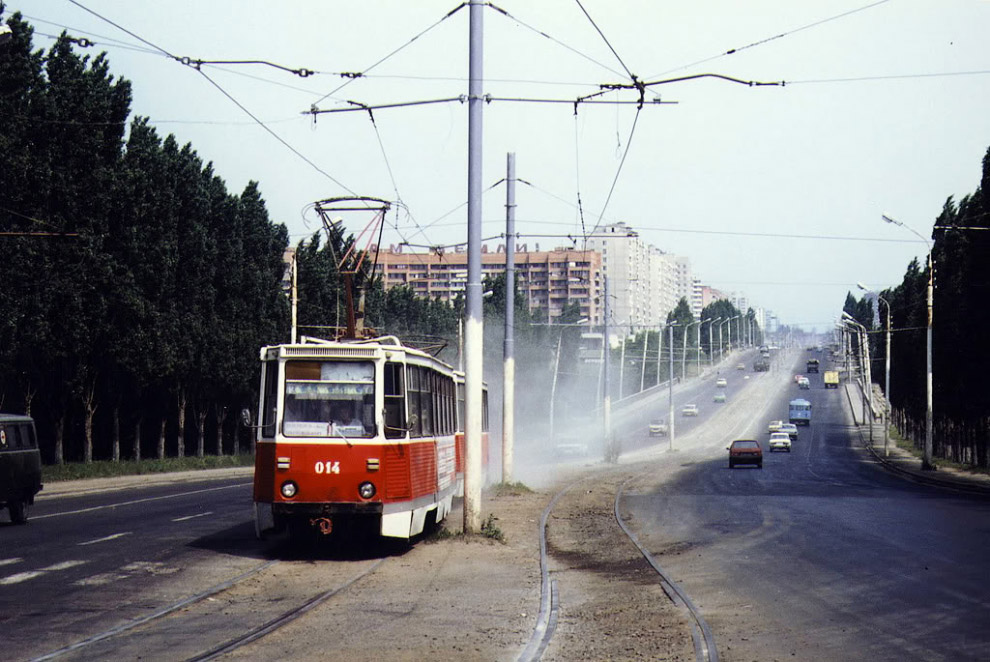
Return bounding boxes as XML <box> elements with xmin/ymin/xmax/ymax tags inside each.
<box><xmin>727</xmin><ymin>439</ymin><xmax>763</xmax><ymax>468</ymax></box>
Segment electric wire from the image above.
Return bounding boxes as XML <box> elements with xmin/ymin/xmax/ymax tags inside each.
<box><xmin>573</xmin><ymin>0</ymin><xmax>636</xmax><ymax>82</ymax></box>
<box><xmin>485</xmin><ymin>2</ymin><xmax>627</xmax><ymax>80</ymax></box>
<box><xmin>310</xmin><ymin>2</ymin><xmax>467</xmax><ymax>108</ymax></box>
<box><xmin>647</xmin><ymin>0</ymin><xmax>893</xmax><ymax>79</ymax></box>
<box><xmin>584</xmin><ymin>106</ymin><xmax>643</xmax><ymax>241</ymax></box>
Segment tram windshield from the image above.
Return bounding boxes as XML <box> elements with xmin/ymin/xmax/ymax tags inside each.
<box><xmin>282</xmin><ymin>360</ymin><xmax>374</xmax><ymax>438</ymax></box>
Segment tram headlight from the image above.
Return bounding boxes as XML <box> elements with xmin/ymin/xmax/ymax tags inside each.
<box><xmin>280</xmin><ymin>481</ymin><xmax>298</xmax><ymax>499</ymax></box>
<box><xmin>358</xmin><ymin>482</ymin><xmax>376</xmax><ymax>500</ymax></box>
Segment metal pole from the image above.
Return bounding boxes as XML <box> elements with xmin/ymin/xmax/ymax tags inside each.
<box><xmin>681</xmin><ymin>323</ymin><xmax>688</xmax><ymax>381</ymax></box>
<box><xmin>619</xmin><ymin>333</ymin><xmax>627</xmax><ymax>400</ymax></box>
<box><xmin>548</xmin><ymin>332</ymin><xmax>561</xmax><ymax>444</ymax></box>
<box><xmin>640</xmin><ymin>331</ymin><xmax>648</xmax><ymax>392</ymax></box>
<box><xmin>290</xmin><ymin>251</ymin><xmax>298</xmax><ymax>343</ymax></box>
<box><xmin>884</xmin><ymin>298</ymin><xmax>891</xmax><ymax>457</ymax></box>
<box><xmin>603</xmin><ymin>275</ymin><xmax>614</xmax><ymax>462</ymax></box>
<box><xmin>463</xmin><ymin>0</ymin><xmax>484</xmax><ymax>533</ymax></box>
<box><xmin>656</xmin><ymin>323</ymin><xmax>662</xmax><ymax>387</ymax></box>
<box><xmin>924</xmin><ymin>253</ymin><xmax>934</xmax><ymax>470</ymax></box>
<box><xmin>718</xmin><ymin>322</ymin><xmax>724</xmax><ymax>364</ymax></box>
<box><xmin>501</xmin><ymin>152</ymin><xmax>515</xmax><ymax>482</ymax></box>
<box><xmin>668</xmin><ymin>323</ymin><xmax>675</xmax><ymax>450</ymax></box>
<box><xmin>696</xmin><ymin>321</ymin><xmax>704</xmax><ymax>376</ymax></box>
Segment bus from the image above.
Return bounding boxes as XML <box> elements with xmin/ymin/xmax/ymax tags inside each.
<box><xmin>252</xmin><ymin>335</ymin><xmax>488</xmax><ymax>541</ymax></box>
<box><xmin>789</xmin><ymin>398</ymin><xmax>812</xmax><ymax>426</ymax></box>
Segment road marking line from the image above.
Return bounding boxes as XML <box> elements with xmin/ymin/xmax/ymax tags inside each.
<box><xmin>78</xmin><ymin>532</ymin><xmax>133</xmax><ymax>546</ymax></box>
<box><xmin>172</xmin><ymin>511</ymin><xmax>213</xmax><ymax>522</ymax></box>
<box><xmin>0</xmin><ymin>571</ymin><xmax>45</xmax><ymax>585</ymax></box>
<box><xmin>0</xmin><ymin>558</ymin><xmax>23</xmax><ymax>567</ymax></box>
<box><xmin>33</xmin><ymin>482</ymin><xmax>251</xmax><ymax>520</ymax></box>
<box><xmin>0</xmin><ymin>560</ymin><xmax>87</xmax><ymax>585</ymax></box>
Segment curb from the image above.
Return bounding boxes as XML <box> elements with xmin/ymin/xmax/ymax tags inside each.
<box><xmin>842</xmin><ymin>383</ymin><xmax>990</xmax><ymax>497</ymax></box>
<box><xmin>37</xmin><ymin>466</ymin><xmax>254</xmax><ymax>500</ymax></box>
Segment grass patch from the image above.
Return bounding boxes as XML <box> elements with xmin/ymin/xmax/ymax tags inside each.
<box><xmin>887</xmin><ymin>427</ymin><xmax>990</xmax><ymax>476</ymax></box>
<box><xmin>42</xmin><ymin>454</ymin><xmax>254</xmax><ymax>482</ymax></box>
<box><xmin>424</xmin><ymin>513</ymin><xmax>506</xmax><ymax>544</ymax></box>
<box><xmin>490</xmin><ymin>481</ymin><xmax>533</xmax><ymax>497</ymax></box>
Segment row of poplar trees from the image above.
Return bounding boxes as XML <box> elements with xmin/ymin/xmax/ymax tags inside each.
<box><xmin>843</xmin><ymin>145</ymin><xmax>990</xmax><ymax>468</ymax></box>
<box><xmin>0</xmin><ymin>15</ymin><xmax>460</xmax><ymax>464</ymax></box>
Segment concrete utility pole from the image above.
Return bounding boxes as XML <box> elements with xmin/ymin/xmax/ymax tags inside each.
<box><xmin>640</xmin><ymin>331</ymin><xmax>649</xmax><ymax>392</ymax></box>
<box><xmin>501</xmin><ymin>152</ymin><xmax>516</xmax><ymax>483</ymax></box>
<box><xmin>668</xmin><ymin>323</ymin><xmax>676</xmax><ymax>451</ymax></box>
<box><xmin>463</xmin><ymin>0</ymin><xmax>484</xmax><ymax>534</ymax></box>
<box><xmin>603</xmin><ymin>275</ymin><xmax>614</xmax><ymax>461</ymax></box>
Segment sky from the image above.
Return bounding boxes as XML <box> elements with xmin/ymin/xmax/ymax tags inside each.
<box><xmin>14</xmin><ymin>1</ymin><xmax>990</xmax><ymax>331</ymax></box>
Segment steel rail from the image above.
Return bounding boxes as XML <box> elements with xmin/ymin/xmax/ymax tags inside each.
<box><xmin>186</xmin><ymin>558</ymin><xmax>386</xmax><ymax>662</ymax></box>
<box><xmin>30</xmin><ymin>560</ymin><xmax>278</xmax><ymax>662</ymax></box>
<box><xmin>614</xmin><ymin>476</ymin><xmax>719</xmax><ymax>662</ymax></box>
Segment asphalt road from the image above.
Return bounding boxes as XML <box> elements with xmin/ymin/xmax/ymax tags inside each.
<box><xmin>0</xmin><ymin>475</ymin><xmax>264</xmax><ymax>661</ymax></box>
<box><xmin>624</xmin><ymin>349</ymin><xmax>990</xmax><ymax>661</ymax></box>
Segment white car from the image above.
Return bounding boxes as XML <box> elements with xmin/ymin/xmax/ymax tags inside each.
<box><xmin>779</xmin><ymin>423</ymin><xmax>799</xmax><ymax>439</ymax></box>
<box><xmin>768</xmin><ymin>420</ymin><xmax>784</xmax><ymax>433</ymax></box>
<box><xmin>716</xmin><ymin>378</ymin><xmax>728</xmax><ymax>388</ymax></box>
<box><xmin>797</xmin><ymin>376</ymin><xmax>810</xmax><ymax>389</ymax></box>
<box><xmin>682</xmin><ymin>404</ymin><xmax>699</xmax><ymax>417</ymax></box>
<box><xmin>768</xmin><ymin>432</ymin><xmax>792</xmax><ymax>452</ymax></box>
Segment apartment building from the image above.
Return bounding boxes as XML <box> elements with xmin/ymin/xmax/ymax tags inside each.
<box><xmin>371</xmin><ymin>244</ymin><xmax>603</xmax><ymax>323</ymax></box>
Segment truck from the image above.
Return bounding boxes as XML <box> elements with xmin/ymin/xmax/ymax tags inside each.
<box><xmin>806</xmin><ymin>359</ymin><xmax>820</xmax><ymax>373</ymax></box>
<box><xmin>824</xmin><ymin>370</ymin><xmax>839</xmax><ymax>388</ymax></box>
<box><xmin>753</xmin><ymin>359</ymin><xmax>770</xmax><ymax>372</ymax></box>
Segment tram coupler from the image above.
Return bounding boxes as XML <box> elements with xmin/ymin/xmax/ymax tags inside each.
<box><xmin>310</xmin><ymin>517</ymin><xmax>334</xmax><ymax>535</ymax></box>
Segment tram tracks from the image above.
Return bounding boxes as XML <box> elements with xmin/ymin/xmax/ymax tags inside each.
<box><xmin>519</xmin><ymin>468</ymin><xmax>718</xmax><ymax>662</ymax></box>
<box><xmin>29</xmin><ymin>554</ymin><xmax>388</xmax><ymax>662</ymax></box>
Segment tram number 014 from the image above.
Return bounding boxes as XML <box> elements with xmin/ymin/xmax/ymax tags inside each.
<box><xmin>315</xmin><ymin>461</ymin><xmax>341</xmax><ymax>475</ymax></box>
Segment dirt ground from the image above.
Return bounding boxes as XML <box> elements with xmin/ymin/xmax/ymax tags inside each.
<box><xmin>229</xmin><ymin>468</ymin><xmax>696</xmax><ymax>662</ymax></box>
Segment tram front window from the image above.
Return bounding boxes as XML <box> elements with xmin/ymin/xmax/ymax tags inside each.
<box><xmin>282</xmin><ymin>360</ymin><xmax>374</xmax><ymax>438</ymax></box>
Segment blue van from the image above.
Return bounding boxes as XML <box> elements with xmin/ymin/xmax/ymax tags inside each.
<box><xmin>788</xmin><ymin>399</ymin><xmax>812</xmax><ymax>426</ymax></box>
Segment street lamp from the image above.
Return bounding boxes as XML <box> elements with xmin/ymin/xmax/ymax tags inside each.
<box><xmin>859</xmin><ymin>283</ymin><xmax>892</xmax><ymax>457</ymax></box>
<box><xmin>698</xmin><ymin>318</ymin><xmax>711</xmax><ymax>375</ymax></box>
<box><xmin>682</xmin><ymin>320</ymin><xmax>701</xmax><ymax>380</ymax></box>
<box><xmin>708</xmin><ymin>317</ymin><xmax>721</xmax><ymax>367</ymax></box>
<box><xmin>882</xmin><ymin>213</ymin><xmax>934</xmax><ymax>470</ymax></box>
<box><xmin>842</xmin><ymin>312</ymin><xmax>874</xmax><ymax>444</ymax></box>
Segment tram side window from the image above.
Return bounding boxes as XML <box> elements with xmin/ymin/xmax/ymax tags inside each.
<box><xmin>261</xmin><ymin>361</ymin><xmax>278</xmax><ymax>438</ymax></box>
<box><xmin>383</xmin><ymin>362</ymin><xmax>406</xmax><ymax>439</ymax></box>
<box><xmin>457</xmin><ymin>382</ymin><xmax>465</xmax><ymax>433</ymax></box>
<box><xmin>482</xmin><ymin>388</ymin><xmax>489</xmax><ymax>432</ymax></box>
<box><xmin>420</xmin><ymin>367</ymin><xmax>434</xmax><ymax>436</ymax></box>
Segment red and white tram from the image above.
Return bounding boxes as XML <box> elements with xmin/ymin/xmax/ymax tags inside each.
<box><xmin>253</xmin><ymin>335</ymin><xmax>488</xmax><ymax>540</ymax></box>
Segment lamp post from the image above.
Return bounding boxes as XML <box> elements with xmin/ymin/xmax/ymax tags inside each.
<box><xmin>842</xmin><ymin>312</ymin><xmax>873</xmax><ymax>445</ymax></box>
<box><xmin>682</xmin><ymin>320</ymin><xmax>701</xmax><ymax>380</ymax></box>
<box><xmin>698</xmin><ymin>318</ymin><xmax>711</xmax><ymax>376</ymax></box>
<box><xmin>708</xmin><ymin>317</ymin><xmax>721</xmax><ymax>367</ymax></box>
<box><xmin>882</xmin><ymin>214</ymin><xmax>934</xmax><ymax>470</ymax></box>
<box><xmin>859</xmin><ymin>283</ymin><xmax>892</xmax><ymax>457</ymax></box>
<box><xmin>667</xmin><ymin>322</ymin><xmax>678</xmax><ymax>450</ymax></box>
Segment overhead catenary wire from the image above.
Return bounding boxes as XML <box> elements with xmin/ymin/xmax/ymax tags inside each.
<box><xmin>572</xmin><ymin>0</ymin><xmax>636</xmax><ymax>83</ymax></box>
<box><xmin>647</xmin><ymin>0</ymin><xmax>893</xmax><ymax>79</ymax></box>
<box><xmin>310</xmin><ymin>2</ymin><xmax>467</xmax><ymax>109</ymax></box>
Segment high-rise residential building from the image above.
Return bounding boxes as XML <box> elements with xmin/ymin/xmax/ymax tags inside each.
<box><xmin>371</xmin><ymin>243</ymin><xmax>603</xmax><ymax>323</ymax></box>
<box><xmin>585</xmin><ymin>222</ymin><xmax>689</xmax><ymax>329</ymax></box>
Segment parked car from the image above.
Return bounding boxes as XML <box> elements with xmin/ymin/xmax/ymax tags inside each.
<box><xmin>714</xmin><ymin>393</ymin><xmax>726</xmax><ymax>403</ymax></box>
<box><xmin>767</xmin><ymin>420</ymin><xmax>784</xmax><ymax>433</ymax></box>
<box><xmin>0</xmin><ymin>414</ymin><xmax>43</xmax><ymax>524</ymax></box>
<box><xmin>779</xmin><ymin>423</ymin><xmax>799</xmax><ymax>440</ymax></box>
<box><xmin>728</xmin><ymin>439</ymin><xmax>763</xmax><ymax>468</ymax></box>
<box><xmin>716</xmin><ymin>378</ymin><xmax>728</xmax><ymax>388</ymax></box>
<box><xmin>682</xmin><ymin>404</ymin><xmax>699</xmax><ymax>416</ymax></box>
<box><xmin>768</xmin><ymin>432</ymin><xmax>792</xmax><ymax>452</ymax></box>
<box><xmin>649</xmin><ymin>419</ymin><xmax>668</xmax><ymax>436</ymax></box>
